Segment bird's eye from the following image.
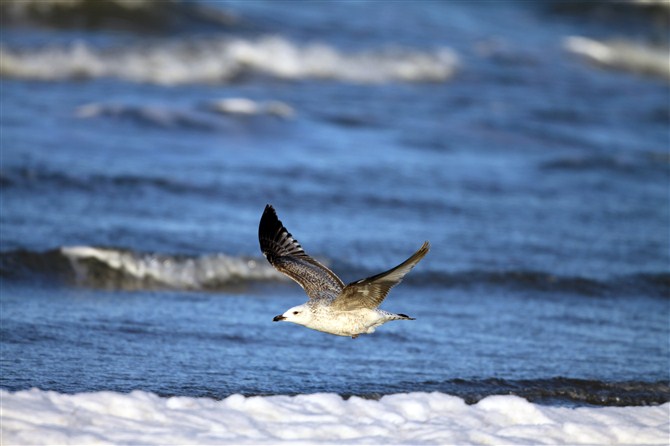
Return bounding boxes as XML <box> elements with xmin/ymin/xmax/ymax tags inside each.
<box><xmin>293</xmin><ymin>311</ymin><xmax>299</xmax><ymax>315</ymax></box>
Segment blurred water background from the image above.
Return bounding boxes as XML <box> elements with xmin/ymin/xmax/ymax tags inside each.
<box><xmin>1</xmin><ymin>0</ymin><xmax>669</xmax><ymax>406</ymax></box>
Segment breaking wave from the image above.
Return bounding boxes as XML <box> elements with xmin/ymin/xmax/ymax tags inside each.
<box><xmin>74</xmin><ymin>102</ymin><xmax>220</xmax><ymax>130</ymax></box>
<box><xmin>1</xmin><ymin>247</ymin><xmax>667</xmax><ymax>297</ymax></box>
<box><xmin>564</xmin><ymin>36</ymin><xmax>670</xmax><ymax>81</ymax></box>
<box><xmin>0</xmin><ymin>36</ymin><xmax>458</xmax><ymax>85</ymax></box>
<box><xmin>208</xmin><ymin>98</ymin><xmax>294</xmax><ymax>119</ymax></box>
<box><xmin>407</xmin><ymin>269</ymin><xmax>670</xmax><ymax>298</ymax></box>
<box><xmin>0</xmin><ymin>246</ymin><xmax>286</xmax><ymax>291</ymax></box>
<box><xmin>72</xmin><ymin>99</ymin><xmax>295</xmax><ymax>129</ymax></box>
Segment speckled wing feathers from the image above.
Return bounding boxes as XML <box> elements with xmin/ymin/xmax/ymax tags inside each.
<box><xmin>259</xmin><ymin>205</ymin><xmax>344</xmax><ymax>300</ymax></box>
<box><xmin>331</xmin><ymin>241</ymin><xmax>430</xmax><ymax>311</ymax></box>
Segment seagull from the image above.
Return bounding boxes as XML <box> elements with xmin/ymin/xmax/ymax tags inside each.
<box><xmin>259</xmin><ymin>204</ymin><xmax>429</xmax><ymax>339</ymax></box>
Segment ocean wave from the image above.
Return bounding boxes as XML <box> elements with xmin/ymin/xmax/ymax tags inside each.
<box><xmin>0</xmin><ymin>165</ymin><xmax>219</xmax><ymax>196</ymax></box>
<box><xmin>73</xmin><ymin>99</ymin><xmax>295</xmax><ymax>128</ymax></box>
<box><xmin>0</xmin><ymin>0</ymin><xmax>237</xmax><ymax>33</ymax></box>
<box><xmin>1</xmin><ymin>389</ymin><xmax>668</xmax><ymax>445</ymax></box>
<box><xmin>0</xmin><ymin>246</ymin><xmax>286</xmax><ymax>291</ymax></box>
<box><xmin>402</xmin><ymin>377</ymin><xmax>670</xmax><ymax>407</ymax></box>
<box><xmin>75</xmin><ymin>102</ymin><xmax>221</xmax><ymax>130</ymax></box>
<box><xmin>539</xmin><ymin>153</ymin><xmax>670</xmax><ymax>176</ymax></box>
<box><xmin>564</xmin><ymin>36</ymin><xmax>670</xmax><ymax>81</ymax></box>
<box><xmin>0</xmin><ymin>36</ymin><xmax>458</xmax><ymax>85</ymax></box>
<box><xmin>409</xmin><ymin>269</ymin><xmax>670</xmax><ymax>298</ymax></box>
<box><xmin>208</xmin><ymin>98</ymin><xmax>295</xmax><ymax>119</ymax></box>
<box><xmin>1</xmin><ymin>247</ymin><xmax>667</xmax><ymax>297</ymax></box>
<box><xmin>545</xmin><ymin>0</ymin><xmax>670</xmax><ymax>28</ymax></box>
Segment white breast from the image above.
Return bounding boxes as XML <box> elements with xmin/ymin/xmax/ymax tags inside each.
<box><xmin>306</xmin><ymin>308</ymin><xmax>384</xmax><ymax>337</ymax></box>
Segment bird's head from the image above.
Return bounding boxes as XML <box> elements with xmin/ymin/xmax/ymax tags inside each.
<box><xmin>273</xmin><ymin>304</ymin><xmax>312</xmax><ymax>326</ymax></box>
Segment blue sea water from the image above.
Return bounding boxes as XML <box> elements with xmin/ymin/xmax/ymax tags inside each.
<box><xmin>1</xmin><ymin>0</ymin><xmax>669</xmax><ymax>406</ymax></box>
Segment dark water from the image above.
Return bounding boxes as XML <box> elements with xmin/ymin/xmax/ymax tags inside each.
<box><xmin>1</xmin><ymin>1</ymin><xmax>669</xmax><ymax>407</ymax></box>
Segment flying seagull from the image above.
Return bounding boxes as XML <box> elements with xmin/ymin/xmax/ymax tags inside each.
<box><xmin>259</xmin><ymin>204</ymin><xmax>429</xmax><ymax>338</ymax></box>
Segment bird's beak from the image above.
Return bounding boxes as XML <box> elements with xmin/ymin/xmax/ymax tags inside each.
<box><xmin>273</xmin><ymin>315</ymin><xmax>286</xmax><ymax>322</ymax></box>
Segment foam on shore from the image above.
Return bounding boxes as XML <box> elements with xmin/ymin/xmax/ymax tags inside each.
<box><xmin>1</xmin><ymin>389</ymin><xmax>668</xmax><ymax>445</ymax></box>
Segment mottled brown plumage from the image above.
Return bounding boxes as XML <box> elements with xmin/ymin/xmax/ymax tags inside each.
<box><xmin>258</xmin><ymin>205</ymin><xmax>344</xmax><ymax>300</ymax></box>
<box><xmin>259</xmin><ymin>204</ymin><xmax>429</xmax><ymax>337</ymax></box>
<box><xmin>331</xmin><ymin>241</ymin><xmax>430</xmax><ymax>311</ymax></box>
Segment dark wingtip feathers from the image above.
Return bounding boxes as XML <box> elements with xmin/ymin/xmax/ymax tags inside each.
<box><xmin>258</xmin><ymin>204</ymin><xmax>306</xmax><ymax>260</ymax></box>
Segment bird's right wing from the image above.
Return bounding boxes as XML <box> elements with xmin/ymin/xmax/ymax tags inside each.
<box><xmin>259</xmin><ymin>205</ymin><xmax>344</xmax><ymax>300</ymax></box>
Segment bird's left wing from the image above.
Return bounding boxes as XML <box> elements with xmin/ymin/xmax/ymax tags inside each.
<box><xmin>331</xmin><ymin>241</ymin><xmax>430</xmax><ymax>311</ymax></box>
<box><xmin>259</xmin><ymin>205</ymin><xmax>344</xmax><ymax>300</ymax></box>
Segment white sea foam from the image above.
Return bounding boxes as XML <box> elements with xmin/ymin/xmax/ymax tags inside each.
<box><xmin>0</xmin><ymin>36</ymin><xmax>458</xmax><ymax>85</ymax></box>
<box><xmin>209</xmin><ymin>98</ymin><xmax>295</xmax><ymax>118</ymax></box>
<box><xmin>1</xmin><ymin>389</ymin><xmax>667</xmax><ymax>445</ymax></box>
<box><xmin>60</xmin><ymin>246</ymin><xmax>286</xmax><ymax>289</ymax></box>
<box><xmin>564</xmin><ymin>36</ymin><xmax>670</xmax><ymax>81</ymax></box>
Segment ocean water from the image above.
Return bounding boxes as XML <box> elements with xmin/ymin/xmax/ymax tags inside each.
<box><xmin>1</xmin><ymin>0</ymin><xmax>669</xmax><ymax>412</ymax></box>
